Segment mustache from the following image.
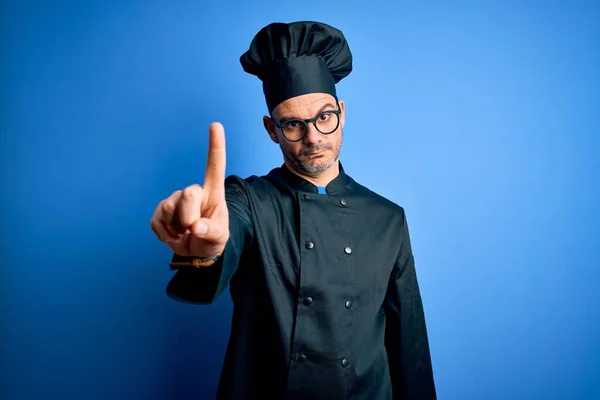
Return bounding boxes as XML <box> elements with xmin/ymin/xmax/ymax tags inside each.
<box><xmin>299</xmin><ymin>144</ymin><xmax>332</xmax><ymax>155</ymax></box>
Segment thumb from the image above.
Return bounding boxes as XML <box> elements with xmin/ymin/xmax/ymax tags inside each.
<box><xmin>189</xmin><ymin>217</ymin><xmax>229</xmax><ymax>244</ymax></box>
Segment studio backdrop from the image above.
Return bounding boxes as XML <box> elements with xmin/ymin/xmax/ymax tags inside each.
<box><xmin>2</xmin><ymin>1</ymin><xmax>599</xmax><ymax>399</ymax></box>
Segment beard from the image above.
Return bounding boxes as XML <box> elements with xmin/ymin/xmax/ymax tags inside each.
<box><xmin>282</xmin><ymin>130</ymin><xmax>343</xmax><ymax>175</ymax></box>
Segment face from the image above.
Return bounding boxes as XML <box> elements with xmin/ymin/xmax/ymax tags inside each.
<box><xmin>264</xmin><ymin>93</ymin><xmax>345</xmax><ymax>176</ymax></box>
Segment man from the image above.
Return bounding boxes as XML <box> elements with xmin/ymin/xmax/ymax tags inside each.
<box><xmin>150</xmin><ymin>21</ymin><xmax>436</xmax><ymax>399</ymax></box>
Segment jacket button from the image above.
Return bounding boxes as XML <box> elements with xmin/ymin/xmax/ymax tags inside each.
<box><xmin>303</xmin><ymin>193</ymin><xmax>310</xmax><ymax>200</ymax></box>
<box><xmin>344</xmin><ymin>246</ymin><xmax>352</xmax><ymax>254</ymax></box>
<box><xmin>306</xmin><ymin>241</ymin><xmax>315</xmax><ymax>249</ymax></box>
<box><xmin>303</xmin><ymin>297</ymin><xmax>313</xmax><ymax>306</ymax></box>
<box><xmin>340</xmin><ymin>199</ymin><xmax>347</xmax><ymax>206</ymax></box>
<box><xmin>345</xmin><ymin>300</ymin><xmax>353</xmax><ymax>309</ymax></box>
<box><xmin>298</xmin><ymin>354</ymin><xmax>307</xmax><ymax>363</ymax></box>
<box><xmin>341</xmin><ymin>358</ymin><xmax>349</xmax><ymax>368</ymax></box>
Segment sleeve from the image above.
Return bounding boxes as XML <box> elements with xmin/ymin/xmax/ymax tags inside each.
<box><xmin>165</xmin><ymin>175</ymin><xmax>254</xmax><ymax>305</ymax></box>
<box><xmin>383</xmin><ymin>208</ymin><xmax>437</xmax><ymax>399</ymax></box>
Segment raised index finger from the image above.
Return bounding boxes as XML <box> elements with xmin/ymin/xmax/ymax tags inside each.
<box><xmin>203</xmin><ymin>122</ymin><xmax>227</xmax><ymax>194</ymax></box>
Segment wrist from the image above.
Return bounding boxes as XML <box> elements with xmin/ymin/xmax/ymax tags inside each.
<box><xmin>170</xmin><ymin>250</ymin><xmax>224</xmax><ymax>269</ymax></box>
<box><xmin>191</xmin><ymin>251</ymin><xmax>223</xmax><ymax>267</ymax></box>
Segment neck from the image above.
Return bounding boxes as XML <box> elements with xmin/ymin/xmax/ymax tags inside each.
<box><xmin>284</xmin><ymin>160</ymin><xmax>340</xmax><ymax>187</ymax></box>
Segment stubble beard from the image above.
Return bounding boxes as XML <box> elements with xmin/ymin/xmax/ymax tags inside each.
<box><xmin>283</xmin><ymin>131</ymin><xmax>343</xmax><ymax>175</ymax></box>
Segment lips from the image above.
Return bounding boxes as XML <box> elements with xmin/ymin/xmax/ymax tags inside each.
<box><xmin>303</xmin><ymin>149</ymin><xmax>326</xmax><ymax>156</ymax></box>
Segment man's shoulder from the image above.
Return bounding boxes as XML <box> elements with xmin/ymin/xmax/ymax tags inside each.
<box><xmin>224</xmin><ymin>166</ymin><xmax>282</xmax><ymax>191</ymax></box>
<box><xmin>347</xmin><ymin>174</ymin><xmax>407</xmax><ymax>218</ymax></box>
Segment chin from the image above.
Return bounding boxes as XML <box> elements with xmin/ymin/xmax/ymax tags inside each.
<box><xmin>299</xmin><ymin>157</ymin><xmax>336</xmax><ymax>174</ymax></box>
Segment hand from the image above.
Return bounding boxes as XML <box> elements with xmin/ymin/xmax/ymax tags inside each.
<box><xmin>150</xmin><ymin>122</ymin><xmax>229</xmax><ymax>259</ymax></box>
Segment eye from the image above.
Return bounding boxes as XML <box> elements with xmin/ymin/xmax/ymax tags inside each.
<box><xmin>318</xmin><ymin>113</ymin><xmax>330</xmax><ymax>121</ymax></box>
<box><xmin>285</xmin><ymin>120</ymin><xmax>302</xmax><ymax>129</ymax></box>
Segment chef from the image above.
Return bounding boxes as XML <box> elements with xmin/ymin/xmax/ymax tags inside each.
<box><xmin>150</xmin><ymin>20</ymin><xmax>437</xmax><ymax>400</ymax></box>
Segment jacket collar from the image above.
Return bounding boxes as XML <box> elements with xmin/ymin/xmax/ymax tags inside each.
<box><xmin>273</xmin><ymin>161</ymin><xmax>353</xmax><ymax>195</ymax></box>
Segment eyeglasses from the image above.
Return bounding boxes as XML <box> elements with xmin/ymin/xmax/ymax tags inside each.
<box><xmin>271</xmin><ymin>104</ymin><xmax>342</xmax><ymax>142</ymax></box>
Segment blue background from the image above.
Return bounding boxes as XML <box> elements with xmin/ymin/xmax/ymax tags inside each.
<box><xmin>2</xmin><ymin>1</ymin><xmax>599</xmax><ymax>399</ymax></box>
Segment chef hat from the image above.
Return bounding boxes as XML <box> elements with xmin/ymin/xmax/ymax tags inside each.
<box><xmin>239</xmin><ymin>21</ymin><xmax>353</xmax><ymax>114</ymax></box>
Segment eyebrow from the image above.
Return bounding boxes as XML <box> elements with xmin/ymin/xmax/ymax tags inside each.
<box><xmin>278</xmin><ymin>103</ymin><xmax>337</xmax><ymax>122</ymax></box>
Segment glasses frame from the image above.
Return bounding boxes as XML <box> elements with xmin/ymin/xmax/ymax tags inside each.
<box><xmin>271</xmin><ymin>102</ymin><xmax>342</xmax><ymax>142</ymax></box>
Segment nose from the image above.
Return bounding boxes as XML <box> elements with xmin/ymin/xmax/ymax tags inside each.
<box><xmin>302</xmin><ymin>123</ymin><xmax>322</xmax><ymax>145</ymax></box>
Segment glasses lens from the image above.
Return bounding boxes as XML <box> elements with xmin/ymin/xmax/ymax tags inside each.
<box><xmin>283</xmin><ymin>120</ymin><xmax>306</xmax><ymax>141</ymax></box>
<box><xmin>315</xmin><ymin>111</ymin><xmax>339</xmax><ymax>134</ymax></box>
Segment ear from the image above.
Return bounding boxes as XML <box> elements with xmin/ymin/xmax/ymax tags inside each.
<box><xmin>338</xmin><ymin>99</ymin><xmax>346</xmax><ymax>129</ymax></box>
<box><xmin>263</xmin><ymin>116</ymin><xmax>280</xmax><ymax>144</ymax></box>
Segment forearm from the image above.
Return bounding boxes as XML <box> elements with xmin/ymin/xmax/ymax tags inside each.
<box><xmin>166</xmin><ymin>255</ymin><xmax>227</xmax><ymax>304</ymax></box>
<box><xmin>385</xmin><ymin>260</ymin><xmax>436</xmax><ymax>399</ymax></box>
